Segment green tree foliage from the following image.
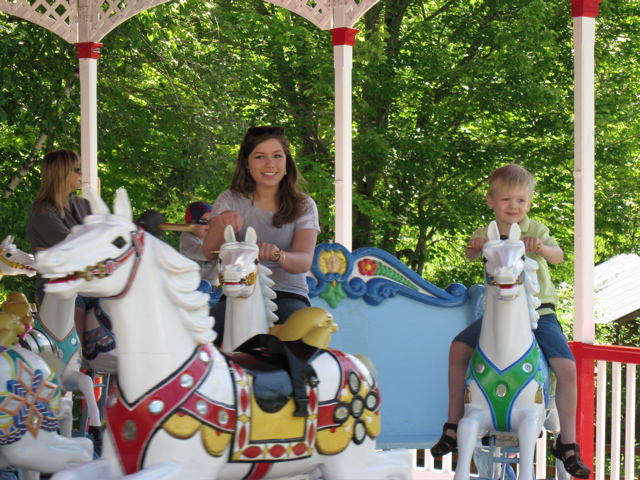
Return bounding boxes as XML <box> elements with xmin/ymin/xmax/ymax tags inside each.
<box><xmin>1</xmin><ymin>0</ymin><xmax>640</xmax><ymax>309</ymax></box>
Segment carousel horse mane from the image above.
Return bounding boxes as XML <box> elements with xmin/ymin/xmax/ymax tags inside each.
<box><xmin>522</xmin><ymin>256</ymin><xmax>542</xmax><ymax>329</ymax></box>
<box><xmin>258</xmin><ymin>263</ymin><xmax>278</xmax><ymax>326</ymax></box>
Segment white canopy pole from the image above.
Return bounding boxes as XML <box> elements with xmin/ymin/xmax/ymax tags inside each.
<box><xmin>76</xmin><ymin>43</ymin><xmax>102</xmax><ymax>194</ymax></box>
<box><xmin>573</xmin><ymin>1</ymin><xmax>599</xmax><ymax>345</ymax></box>
<box><xmin>332</xmin><ymin>28</ymin><xmax>357</xmax><ymax>251</ymax></box>
<box><xmin>263</xmin><ymin>0</ymin><xmax>379</xmax><ymax>248</ymax></box>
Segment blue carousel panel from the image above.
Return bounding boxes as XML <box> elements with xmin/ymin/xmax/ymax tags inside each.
<box><xmin>307</xmin><ymin>242</ymin><xmax>484</xmax><ymax>448</ymax></box>
<box><xmin>307</xmin><ymin>242</ymin><xmax>469</xmax><ymax>307</ymax></box>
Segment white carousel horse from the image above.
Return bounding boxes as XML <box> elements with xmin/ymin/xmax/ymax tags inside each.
<box><xmin>218</xmin><ymin>225</ymin><xmax>278</xmax><ymax>352</ymax></box>
<box><xmin>0</xmin><ymin>236</ymin><xmax>36</xmax><ymax>278</ymax></box>
<box><xmin>454</xmin><ymin>221</ymin><xmax>558</xmax><ymax>480</ymax></box>
<box><xmin>0</xmin><ymin>313</ymin><xmax>93</xmax><ymax>476</ymax></box>
<box><xmin>37</xmin><ymin>188</ymin><xmax>411</xmax><ymax>480</ymax></box>
<box><xmin>33</xmin><ymin>294</ymin><xmax>102</xmax><ymax>429</ymax></box>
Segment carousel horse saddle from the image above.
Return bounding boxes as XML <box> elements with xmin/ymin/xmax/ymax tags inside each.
<box><xmin>228</xmin><ymin>334</ymin><xmax>322</xmax><ymax>417</ymax></box>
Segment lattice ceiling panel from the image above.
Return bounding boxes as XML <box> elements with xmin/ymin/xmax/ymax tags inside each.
<box><xmin>0</xmin><ymin>0</ymin><xmax>172</xmax><ymax>43</ymax></box>
<box><xmin>266</xmin><ymin>0</ymin><xmax>378</xmax><ymax>30</ymax></box>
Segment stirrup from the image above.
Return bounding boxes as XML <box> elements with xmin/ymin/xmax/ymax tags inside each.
<box><xmin>551</xmin><ymin>434</ymin><xmax>591</xmax><ymax>479</ymax></box>
<box><xmin>430</xmin><ymin>422</ymin><xmax>458</xmax><ymax>457</ymax></box>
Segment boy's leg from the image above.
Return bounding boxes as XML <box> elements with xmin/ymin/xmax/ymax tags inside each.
<box><xmin>431</xmin><ymin>318</ymin><xmax>481</xmax><ymax>456</ymax></box>
<box><xmin>548</xmin><ymin>356</ymin><xmax>590</xmax><ymax>478</ymax></box>
<box><xmin>548</xmin><ymin>356</ymin><xmax>577</xmax><ymax>443</ymax></box>
<box><xmin>447</xmin><ymin>341</ymin><xmax>474</xmax><ymax>429</ymax></box>
<box><xmin>549</xmin><ymin>357</ymin><xmax>578</xmax><ymax>443</ymax></box>
<box><xmin>430</xmin><ymin>340</ymin><xmax>474</xmax><ymax>456</ymax></box>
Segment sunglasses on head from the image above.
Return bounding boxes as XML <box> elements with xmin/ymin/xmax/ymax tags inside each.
<box><xmin>247</xmin><ymin>126</ymin><xmax>285</xmax><ymax>137</ymax></box>
<box><xmin>193</xmin><ymin>219</ymin><xmax>209</xmax><ymax>226</ymax></box>
<box><xmin>71</xmin><ymin>167</ymin><xmax>82</xmax><ymax>173</ymax></box>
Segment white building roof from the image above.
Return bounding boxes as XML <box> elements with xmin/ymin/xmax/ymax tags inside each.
<box><xmin>594</xmin><ymin>253</ymin><xmax>640</xmax><ymax>324</ymax></box>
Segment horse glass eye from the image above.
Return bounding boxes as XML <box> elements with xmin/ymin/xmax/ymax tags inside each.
<box><xmin>4</xmin><ymin>253</ymin><xmax>11</xmax><ymax>259</ymax></box>
<box><xmin>112</xmin><ymin>237</ymin><xmax>126</xmax><ymax>249</ymax></box>
<box><xmin>254</xmin><ymin>259</ymin><xmax>259</xmax><ymax>265</ymax></box>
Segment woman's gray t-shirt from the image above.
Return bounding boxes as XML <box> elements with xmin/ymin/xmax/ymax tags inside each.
<box><xmin>211</xmin><ymin>190</ymin><xmax>320</xmax><ymax>297</ymax></box>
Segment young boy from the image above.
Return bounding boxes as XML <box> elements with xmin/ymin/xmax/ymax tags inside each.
<box><xmin>430</xmin><ymin>164</ymin><xmax>590</xmax><ymax>479</ymax></box>
<box><xmin>179</xmin><ymin>201</ymin><xmax>218</xmax><ymax>287</ymax></box>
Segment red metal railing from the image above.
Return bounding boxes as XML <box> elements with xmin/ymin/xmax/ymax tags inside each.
<box><xmin>570</xmin><ymin>341</ymin><xmax>640</xmax><ymax>480</ymax></box>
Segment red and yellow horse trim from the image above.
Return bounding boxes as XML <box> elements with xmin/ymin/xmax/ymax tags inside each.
<box><xmin>316</xmin><ymin>350</ymin><xmax>381</xmax><ymax>455</ymax></box>
<box><xmin>106</xmin><ymin>344</ymin><xmax>236</xmax><ymax>474</ymax></box>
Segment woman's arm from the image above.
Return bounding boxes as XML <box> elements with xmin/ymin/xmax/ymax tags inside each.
<box><xmin>258</xmin><ymin>228</ymin><xmax>318</xmax><ymax>274</ymax></box>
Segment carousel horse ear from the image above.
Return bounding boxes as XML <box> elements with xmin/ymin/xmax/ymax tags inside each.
<box><xmin>487</xmin><ymin>221</ymin><xmax>500</xmax><ymax>241</ymax></box>
<box><xmin>1</xmin><ymin>236</ymin><xmax>12</xmax><ymax>247</ymax></box>
<box><xmin>508</xmin><ymin>222</ymin><xmax>521</xmax><ymax>240</ymax></box>
<box><xmin>245</xmin><ymin>227</ymin><xmax>257</xmax><ymax>244</ymax></box>
<box><xmin>113</xmin><ymin>188</ymin><xmax>133</xmax><ymax>222</ymax></box>
<box><xmin>223</xmin><ymin>224</ymin><xmax>236</xmax><ymax>243</ymax></box>
<box><xmin>86</xmin><ymin>187</ymin><xmax>110</xmax><ymax>216</ymax></box>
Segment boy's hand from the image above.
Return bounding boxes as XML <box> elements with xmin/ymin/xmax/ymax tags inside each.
<box><xmin>466</xmin><ymin>237</ymin><xmax>488</xmax><ymax>260</ymax></box>
<box><xmin>467</xmin><ymin>237</ymin><xmax>488</xmax><ymax>253</ymax></box>
<box><xmin>522</xmin><ymin>236</ymin><xmax>542</xmax><ymax>253</ymax></box>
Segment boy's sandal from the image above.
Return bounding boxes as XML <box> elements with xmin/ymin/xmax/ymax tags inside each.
<box><xmin>430</xmin><ymin>422</ymin><xmax>458</xmax><ymax>457</ymax></box>
<box><xmin>551</xmin><ymin>434</ymin><xmax>591</xmax><ymax>479</ymax></box>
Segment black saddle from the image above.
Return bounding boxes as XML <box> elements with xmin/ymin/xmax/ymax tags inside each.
<box><xmin>225</xmin><ymin>334</ymin><xmax>323</xmax><ymax>417</ymax></box>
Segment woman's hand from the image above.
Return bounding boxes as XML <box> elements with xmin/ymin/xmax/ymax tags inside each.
<box><xmin>257</xmin><ymin>243</ymin><xmax>281</xmax><ymax>263</ymax></box>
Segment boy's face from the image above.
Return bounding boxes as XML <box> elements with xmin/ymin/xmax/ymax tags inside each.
<box><xmin>191</xmin><ymin>211</ymin><xmax>212</xmax><ymax>240</ymax></box>
<box><xmin>486</xmin><ymin>186</ymin><xmax>531</xmax><ymax>229</ymax></box>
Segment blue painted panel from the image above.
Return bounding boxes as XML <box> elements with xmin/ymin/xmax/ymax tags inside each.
<box><xmin>307</xmin><ymin>242</ymin><xmax>484</xmax><ymax>448</ymax></box>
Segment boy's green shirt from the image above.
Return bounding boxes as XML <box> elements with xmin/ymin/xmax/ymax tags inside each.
<box><xmin>470</xmin><ymin>215</ymin><xmax>559</xmax><ymax>315</ymax></box>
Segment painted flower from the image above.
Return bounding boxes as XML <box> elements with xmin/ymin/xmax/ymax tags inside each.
<box><xmin>358</xmin><ymin>259</ymin><xmax>378</xmax><ymax>276</ymax></box>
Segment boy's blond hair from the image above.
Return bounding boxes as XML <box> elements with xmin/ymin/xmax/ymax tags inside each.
<box><xmin>487</xmin><ymin>164</ymin><xmax>536</xmax><ymax>200</ymax></box>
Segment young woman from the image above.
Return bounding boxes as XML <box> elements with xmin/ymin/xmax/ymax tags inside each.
<box><xmin>203</xmin><ymin>126</ymin><xmax>320</xmax><ymax>346</ymax></box>
<box><xmin>27</xmin><ymin>149</ymin><xmax>96</xmax><ymax>346</ymax></box>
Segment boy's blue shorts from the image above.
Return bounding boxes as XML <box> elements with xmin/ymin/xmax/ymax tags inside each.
<box><xmin>453</xmin><ymin>312</ymin><xmax>575</xmax><ymax>361</ymax></box>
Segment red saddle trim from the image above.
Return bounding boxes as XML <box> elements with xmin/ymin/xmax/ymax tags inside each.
<box><xmin>106</xmin><ymin>344</ymin><xmax>215</xmax><ymax>474</ymax></box>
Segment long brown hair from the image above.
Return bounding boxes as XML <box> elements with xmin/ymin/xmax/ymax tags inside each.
<box><xmin>33</xmin><ymin>149</ymin><xmax>80</xmax><ymax>218</ymax></box>
<box><xmin>230</xmin><ymin>127</ymin><xmax>308</xmax><ymax>228</ymax></box>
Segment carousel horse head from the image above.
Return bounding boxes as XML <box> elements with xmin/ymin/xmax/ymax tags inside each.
<box><xmin>218</xmin><ymin>224</ymin><xmax>278</xmax><ymax>351</ymax></box>
<box><xmin>483</xmin><ymin>221</ymin><xmax>541</xmax><ymax>326</ymax></box>
<box><xmin>0</xmin><ymin>235</ymin><xmax>36</xmax><ymax>278</ymax></box>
